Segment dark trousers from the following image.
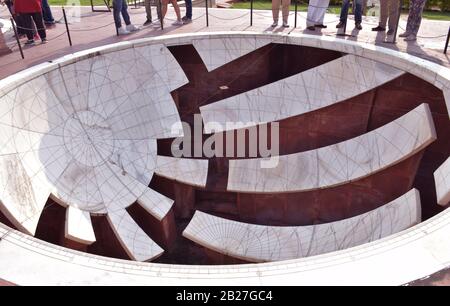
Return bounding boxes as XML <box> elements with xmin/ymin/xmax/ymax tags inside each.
<box><xmin>41</xmin><ymin>0</ymin><xmax>55</xmax><ymax>23</ymax></box>
<box><xmin>185</xmin><ymin>0</ymin><xmax>192</xmax><ymax>19</ymax></box>
<box><xmin>21</xmin><ymin>13</ymin><xmax>46</xmax><ymax>40</ymax></box>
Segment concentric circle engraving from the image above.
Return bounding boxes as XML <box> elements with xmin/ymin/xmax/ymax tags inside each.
<box><xmin>63</xmin><ymin>111</ymin><xmax>114</xmax><ymax>167</ymax></box>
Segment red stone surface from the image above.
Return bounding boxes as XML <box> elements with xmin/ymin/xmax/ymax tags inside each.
<box><xmin>127</xmin><ymin>204</ymin><xmax>178</xmax><ymax>251</ymax></box>
<box><xmin>0</xmin><ymin>278</ymin><xmax>15</xmax><ymax>286</ymax></box>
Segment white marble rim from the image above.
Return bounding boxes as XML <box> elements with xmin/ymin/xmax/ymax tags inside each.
<box><xmin>0</xmin><ymin>32</ymin><xmax>449</xmax><ymax>285</ymax></box>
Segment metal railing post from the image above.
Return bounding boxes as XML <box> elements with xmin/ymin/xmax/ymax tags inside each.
<box><xmin>250</xmin><ymin>0</ymin><xmax>253</xmax><ymax>26</ymax></box>
<box><xmin>10</xmin><ymin>17</ymin><xmax>24</xmax><ymax>59</ymax></box>
<box><xmin>62</xmin><ymin>7</ymin><xmax>73</xmax><ymax>46</ymax></box>
<box><xmin>206</xmin><ymin>0</ymin><xmax>209</xmax><ymax>27</ymax></box>
<box><xmin>445</xmin><ymin>26</ymin><xmax>450</xmax><ymax>54</ymax></box>
<box><xmin>294</xmin><ymin>0</ymin><xmax>298</xmax><ymax>28</ymax></box>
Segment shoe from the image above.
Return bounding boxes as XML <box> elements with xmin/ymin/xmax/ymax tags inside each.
<box><xmin>41</xmin><ymin>38</ymin><xmax>48</xmax><ymax>44</ymax></box>
<box><xmin>24</xmin><ymin>39</ymin><xmax>35</xmax><ymax>46</ymax></box>
<box><xmin>44</xmin><ymin>20</ymin><xmax>56</xmax><ymax>25</ymax></box>
<box><xmin>315</xmin><ymin>24</ymin><xmax>327</xmax><ymax>28</ymax></box>
<box><xmin>271</xmin><ymin>21</ymin><xmax>278</xmax><ymax>27</ymax></box>
<box><xmin>399</xmin><ymin>32</ymin><xmax>410</xmax><ymax>38</ymax></box>
<box><xmin>404</xmin><ymin>34</ymin><xmax>417</xmax><ymax>41</ymax></box>
<box><xmin>282</xmin><ymin>22</ymin><xmax>289</xmax><ymax>28</ymax></box>
<box><xmin>152</xmin><ymin>20</ymin><xmax>162</xmax><ymax>27</ymax></box>
<box><xmin>182</xmin><ymin>17</ymin><xmax>192</xmax><ymax>24</ymax></box>
<box><xmin>172</xmin><ymin>20</ymin><xmax>183</xmax><ymax>26</ymax></box>
<box><xmin>126</xmin><ymin>24</ymin><xmax>139</xmax><ymax>32</ymax></box>
<box><xmin>336</xmin><ymin>21</ymin><xmax>345</xmax><ymax>28</ymax></box>
<box><xmin>372</xmin><ymin>26</ymin><xmax>385</xmax><ymax>31</ymax></box>
<box><xmin>355</xmin><ymin>23</ymin><xmax>362</xmax><ymax>30</ymax></box>
<box><xmin>143</xmin><ymin>19</ymin><xmax>152</xmax><ymax>26</ymax></box>
<box><xmin>117</xmin><ymin>27</ymin><xmax>130</xmax><ymax>35</ymax></box>
<box><xmin>386</xmin><ymin>29</ymin><xmax>394</xmax><ymax>35</ymax></box>
<box><xmin>306</xmin><ymin>26</ymin><xmax>316</xmax><ymax>31</ymax></box>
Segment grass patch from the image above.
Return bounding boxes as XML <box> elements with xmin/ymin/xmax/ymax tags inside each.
<box><xmin>48</xmin><ymin>0</ymin><xmax>108</xmax><ymax>5</ymax></box>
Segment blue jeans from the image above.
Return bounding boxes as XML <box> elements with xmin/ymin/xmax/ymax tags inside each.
<box><xmin>113</xmin><ymin>0</ymin><xmax>131</xmax><ymax>28</ymax></box>
<box><xmin>185</xmin><ymin>0</ymin><xmax>193</xmax><ymax>19</ymax></box>
<box><xmin>41</xmin><ymin>0</ymin><xmax>55</xmax><ymax>23</ymax></box>
<box><xmin>340</xmin><ymin>0</ymin><xmax>363</xmax><ymax>24</ymax></box>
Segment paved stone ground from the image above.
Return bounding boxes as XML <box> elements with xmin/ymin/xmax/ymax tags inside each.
<box><xmin>0</xmin><ymin>5</ymin><xmax>449</xmax><ymax>286</ymax></box>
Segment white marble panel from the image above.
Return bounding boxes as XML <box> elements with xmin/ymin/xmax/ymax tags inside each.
<box><xmin>228</xmin><ymin>104</ymin><xmax>436</xmax><ymax>192</ymax></box>
<box><xmin>200</xmin><ymin>54</ymin><xmax>404</xmax><ymax>133</ymax></box>
<box><xmin>45</xmin><ymin>44</ymin><xmax>186</xmax><ymax>140</ymax></box>
<box><xmin>0</xmin><ymin>155</ymin><xmax>50</xmax><ymax>235</ymax></box>
<box><xmin>193</xmin><ymin>37</ymin><xmax>273</xmax><ymax>71</ymax></box>
<box><xmin>65</xmin><ymin>206</ymin><xmax>96</xmax><ymax>245</ymax></box>
<box><xmin>434</xmin><ymin>157</ymin><xmax>450</xmax><ymax>206</ymax></box>
<box><xmin>155</xmin><ymin>156</ymin><xmax>209</xmax><ymax>187</ymax></box>
<box><xmin>137</xmin><ymin>188</ymin><xmax>174</xmax><ymax>221</ymax></box>
<box><xmin>183</xmin><ymin>189</ymin><xmax>421</xmax><ymax>262</ymax></box>
<box><xmin>107</xmin><ymin>205</ymin><xmax>164</xmax><ymax>262</ymax></box>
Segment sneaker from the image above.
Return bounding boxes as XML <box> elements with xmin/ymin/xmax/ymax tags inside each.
<box><xmin>172</xmin><ymin>20</ymin><xmax>183</xmax><ymax>26</ymax></box>
<box><xmin>355</xmin><ymin>23</ymin><xmax>362</xmax><ymax>30</ymax></box>
<box><xmin>126</xmin><ymin>24</ymin><xmax>139</xmax><ymax>32</ymax></box>
<box><xmin>399</xmin><ymin>32</ymin><xmax>410</xmax><ymax>38</ymax></box>
<box><xmin>404</xmin><ymin>34</ymin><xmax>417</xmax><ymax>41</ymax></box>
<box><xmin>41</xmin><ymin>38</ymin><xmax>48</xmax><ymax>44</ymax></box>
<box><xmin>371</xmin><ymin>26</ymin><xmax>385</xmax><ymax>31</ymax></box>
<box><xmin>386</xmin><ymin>29</ymin><xmax>395</xmax><ymax>35</ymax></box>
<box><xmin>282</xmin><ymin>22</ymin><xmax>289</xmax><ymax>28</ymax></box>
<box><xmin>143</xmin><ymin>19</ymin><xmax>152</xmax><ymax>26</ymax></box>
<box><xmin>182</xmin><ymin>17</ymin><xmax>192</xmax><ymax>24</ymax></box>
<box><xmin>24</xmin><ymin>39</ymin><xmax>35</xmax><ymax>46</ymax></box>
<box><xmin>315</xmin><ymin>24</ymin><xmax>327</xmax><ymax>28</ymax></box>
<box><xmin>336</xmin><ymin>21</ymin><xmax>345</xmax><ymax>28</ymax></box>
<box><xmin>306</xmin><ymin>26</ymin><xmax>316</xmax><ymax>31</ymax></box>
<box><xmin>117</xmin><ymin>27</ymin><xmax>130</xmax><ymax>35</ymax></box>
<box><xmin>271</xmin><ymin>21</ymin><xmax>278</xmax><ymax>27</ymax></box>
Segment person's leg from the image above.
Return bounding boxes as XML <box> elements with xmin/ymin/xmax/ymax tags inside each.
<box><xmin>161</xmin><ymin>0</ymin><xmax>169</xmax><ymax>21</ymax></box>
<box><xmin>113</xmin><ymin>0</ymin><xmax>123</xmax><ymax>28</ymax></box>
<box><xmin>407</xmin><ymin>0</ymin><xmax>426</xmax><ymax>36</ymax></box>
<box><xmin>316</xmin><ymin>0</ymin><xmax>330</xmax><ymax>26</ymax></box>
<box><xmin>32</xmin><ymin>12</ymin><xmax>47</xmax><ymax>40</ymax></box>
<box><xmin>144</xmin><ymin>0</ymin><xmax>153</xmax><ymax>22</ymax></box>
<box><xmin>121</xmin><ymin>0</ymin><xmax>131</xmax><ymax>26</ymax></box>
<box><xmin>339</xmin><ymin>0</ymin><xmax>350</xmax><ymax>23</ymax></box>
<box><xmin>354</xmin><ymin>0</ymin><xmax>363</xmax><ymax>24</ymax></box>
<box><xmin>21</xmin><ymin>14</ymin><xmax>34</xmax><ymax>41</ymax></box>
<box><xmin>41</xmin><ymin>0</ymin><xmax>55</xmax><ymax>23</ymax></box>
<box><xmin>281</xmin><ymin>0</ymin><xmax>291</xmax><ymax>24</ymax></box>
<box><xmin>185</xmin><ymin>0</ymin><xmax>192</xmax><ymax>19</ymax></box>
<box><xmin>272</xmin><ymin>0</ymin><xmax>281</xmax><ymax>24</ymax></box>
<box><xmin>378</xmin><ymin>0</ymin><xmax>388</xmax><ymax>28</ymax></box>
<box><xmin>156</xmin><ymin>0</ymin><xmax>162</xmax><ymax>20</ymax></box>
<box><xmin>388</xmin><ymin>0</ymin><xmax>399</xmax><ymax>31</ymax></box>
<box><xmin>306</xmin><ymin>0</ymin><xmax>318</xmax><ymax>27</ymax></box>
<box><xmin>171</xmin><ymin>0</ymin><xmax>182</xmax><ymax>21</ymax></box>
